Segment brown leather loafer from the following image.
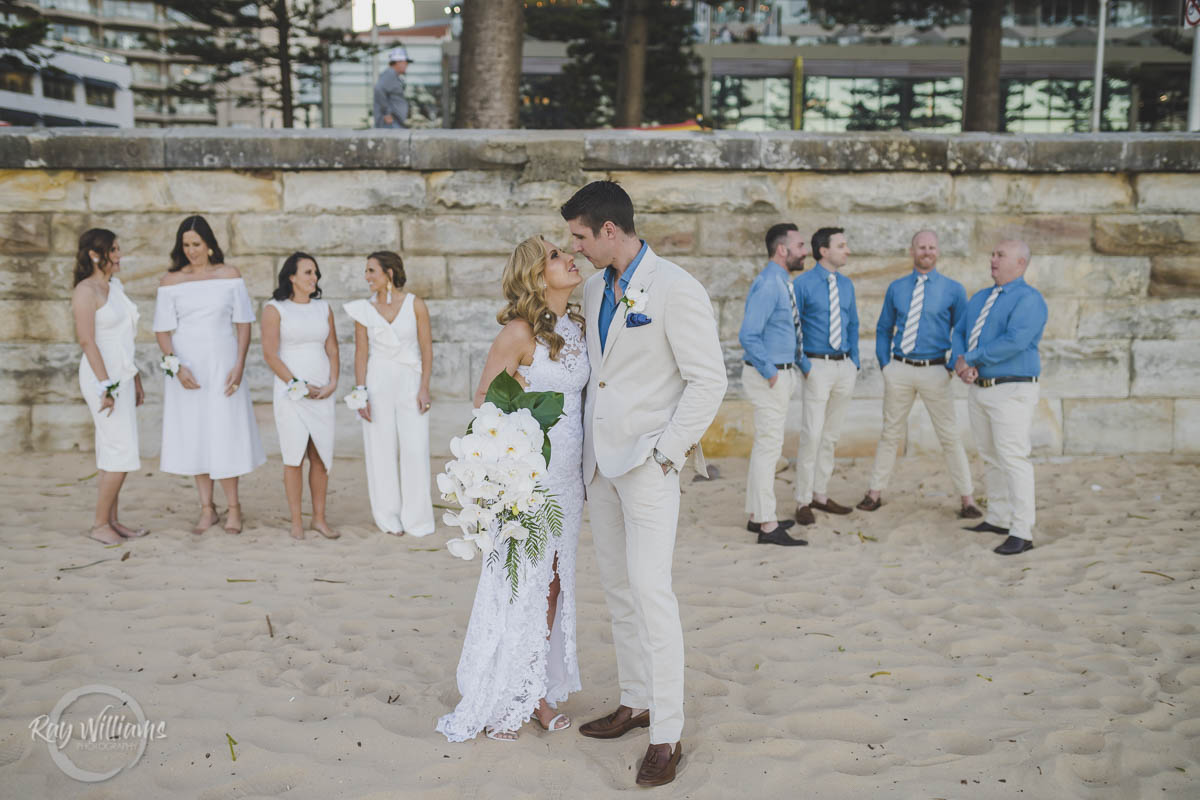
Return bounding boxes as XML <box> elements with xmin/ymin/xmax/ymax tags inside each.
<box><xmin>958</xmin><ymin>504</ymin><xmax>983</xmax><ymax>519</ymax></box>
<box><xmin>636</xmin><ymin>742</ymin><xmax>682</xmax><ymax>787</ymax></box>
<box><xmin>794</xmin><ymin>505</ymin><xmax>815</xmax><ymax>525</ymax></box>
<box><xmin>578</xmin><ymin>705</ymin><xmax>650</xmax><ymax>739</ymax></box>
<box><xmin>856</xmin><ymin>494</ymin><xmax>882</xmax><ymax>511</ymax></box>
<box><xmin>811</xmin><ymin>497</ymin><xmax>853</xmax><ymax>515</ymax></box>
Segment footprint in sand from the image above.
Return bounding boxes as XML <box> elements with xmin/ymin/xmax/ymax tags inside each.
<box><xmin>1046</xmin><ymin>728</ymin><xmax>1106</xmax><ymax>755</ymax></box>
<box><xmin>930</xmin><ymin>730</ymin><xmax>993</xmax><ymax>755</ymax></box>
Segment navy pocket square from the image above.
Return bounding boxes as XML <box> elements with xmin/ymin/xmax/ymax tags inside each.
<box><xmin>626</xmin><ymin>313</ymin><xmax>652</xmax><ymax>328</ymax></box>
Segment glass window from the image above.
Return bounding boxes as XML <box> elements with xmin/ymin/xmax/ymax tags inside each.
<box><xmin>130</xmin><ymin>62</ymin><xmax>161</xmax><ymax>84</ymax></box>
<box><xmin>42</xmin><ymin>72</ymin><xmax>76</xmax><ymax>101</ymax></box>
<box><xmin>800</xmin><ymin>76</ymin><xmax>961</xmax><ymax>132</ymax></box>
<box><xmin>101</xmin><ymin>0</ymin><xmax>156</xmax><ymax>21</ymax></box>
<box><xmin>41</xmin><ymin>0</ymin><xmax>94</xmax><ymax>13</ymax></box>
<box><xmin>46</xmin><ymin>22</ymin><xmax>93</xmax><ymax>44</ymax></box>
<box><xmin>1004</xmin><ymin>77</ymin><xmax>1130</xmax><ymax>132</ymax></box>
<box><xmin>1</xmin><ymin>69</ymin><xmax>35</xmax><ymax>94</ymax></box>
<box><xmin>85</xmin><ymin>82</ymin><xmax>115</xmax><ymax>107</ymax></box>
<box><xmin>102</xmin><ymin>28</ymin><xmax>146</xmax><ymax>50</ymax></box>
<box><xmin>133</xmin><ymin>89</ymin><xmax>161</xmax><ymax>111</ymax></box>
<box><xmin>711</xmin><ymin>76</ymin><xmax>792</xmax><ymax>131</ymax></box>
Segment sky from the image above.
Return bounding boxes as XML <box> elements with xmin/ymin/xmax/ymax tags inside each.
<box><xmin>351</xmin><ymin>0</ymin><xmax>416</xmax><ymax>31</ymax></box>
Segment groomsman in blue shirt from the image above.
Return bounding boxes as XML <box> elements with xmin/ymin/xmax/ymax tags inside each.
<box><xmin>951</xmin><ymin>240</ymin><xmax>1048</xmax><ymax>556</ymax></box>
<box><xmin>857</xmin><ymin>230</ymin><xmax>982</xmax><ymax>518</ymax></box>
<box><xmin>738</xmin><ymin>223</ymin><xmax>810</xmax><ymax>546</ymax></box>
<box><xmin>792</xmin><ymin>227</ymin><xmax>859</xmax><ymax>526</ymax></box>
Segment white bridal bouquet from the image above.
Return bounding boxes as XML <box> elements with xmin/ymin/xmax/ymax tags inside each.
<box><xmin>439</xmin><ymin>371</ymin><xmax>565</xmax><ymax>600</ymax></box>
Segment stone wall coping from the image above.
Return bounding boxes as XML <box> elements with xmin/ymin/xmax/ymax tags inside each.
<box><xmin>1</xmin><ymin>129</ymin><xmax>1197</xmax><ymax>173</ymax></box>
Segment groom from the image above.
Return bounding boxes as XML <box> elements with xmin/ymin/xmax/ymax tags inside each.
<box><xmin>561</xmin><ymin>181</ymin><xmax>727</xmax><ymax>787</ymax></box>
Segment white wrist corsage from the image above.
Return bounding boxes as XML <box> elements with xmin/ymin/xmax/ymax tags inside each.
<box><xmin>286</xmin><ymin>377</ymin><xmax>308</xmax><ymax>401</ymax></box>
<box><xmin>160</xmin><ymin>353</ymin><xmax>181</xmax><ymax>377</ymax></box>
<box><xmin>98</xmin><ymin>378</ymin><xmax>120</xmax><ymax>400</ymax></box>
<box><xmin>344</xmin><ymin>385</ymin><xmax>368</xmax><ymax>410</ymax></box>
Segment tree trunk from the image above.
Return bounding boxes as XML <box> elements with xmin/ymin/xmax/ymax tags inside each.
<box><xmin>454</xmin><ymin>0</ymin><xmax>523</xmax><ymax>128</ymax></box>
<box><xmin>614</xmin><ymin>0</ymin><xmax>649</xmax><ymax>127</ymax></box>
<box><xmin>275</xmin><ymin>0</ymin><xmax>294</xmax><ymax>128</ymax></box>
<box><xmin>963</xmin><ymin>0</ymin><xmax>1002</xmax><ymax>132</ymax></box>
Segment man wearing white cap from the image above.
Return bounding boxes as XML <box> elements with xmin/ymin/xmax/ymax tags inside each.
<box><xmin>374</xmin><ymin>46</ymin><xmax>412</xmax><ymax>128</ymax></box>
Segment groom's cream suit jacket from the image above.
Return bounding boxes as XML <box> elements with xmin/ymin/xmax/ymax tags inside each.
<box><xmin>582</xmin><ymin>245</ymin><xmax>728</xmax><ymax>483</ymax></box>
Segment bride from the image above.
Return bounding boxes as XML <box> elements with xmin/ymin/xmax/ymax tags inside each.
<box><xmin>437</xmin><ymin>236</ymin><xmax>588</xmax><ymax>742</ymax></box>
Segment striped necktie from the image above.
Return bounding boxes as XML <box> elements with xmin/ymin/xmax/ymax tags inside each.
<box><xmin>968</xmin><ymin>285</ymin><xmax>1002</xmax><ymax>351</ymax></box>
<box><xmin>827</xmin><ymin>273</ymin><xmax>842</xmax><ymax>351</ymax></box>
<box><xmin>900</xmin><ymin>275</ymin><xmax>926</xmax><ymax>355</ymax></box>
<box><xmin>786</xmin><ymin>280</ymin><xmax>803</xmax><ymax>361</ymax></box>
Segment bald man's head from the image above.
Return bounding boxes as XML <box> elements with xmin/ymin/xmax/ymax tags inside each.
<box><xmin>910</xmin><ymin>230</ymin><xmax>939</xmax><ymax>272</ymax></box>
<box><xmin>990</xmin><ymin>239</ymin><xmax>1031</xmax><ymax>286</ymax></box>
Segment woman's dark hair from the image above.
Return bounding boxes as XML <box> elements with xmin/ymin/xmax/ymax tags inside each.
<box><xmin>367</xmin><ymin>250</ymin><xmax>406</xmax><ymax>288</ymax></box>
<box><xmin>273</xmin><ymin>251</ymin><xmax>322</xmax><ymax>301</ymax></box>
<box><xmin>169</xmin><ymin>215</ymin><xmax>224</xmax><ymax>271</ymax></box>
<box><xmin>74</xmin><ymin>228</ymin><xmax>117</xmax><ymax>286</ymax></box>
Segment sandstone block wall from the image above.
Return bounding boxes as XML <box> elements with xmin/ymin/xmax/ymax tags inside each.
<box><xmin>1</xmin><ymin>130</ymin><xmax>1197</xmax><ymax>462</ymax></box>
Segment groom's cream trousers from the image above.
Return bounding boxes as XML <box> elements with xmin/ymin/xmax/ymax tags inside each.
<box><xmin>588</xmin><ymin>461</ymin><xmax>684</xmax><ymax>744</ymax></box>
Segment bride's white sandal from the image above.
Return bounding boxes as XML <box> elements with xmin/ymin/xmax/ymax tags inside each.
<box><xmin>485</xmin><ymin>727</ymin><xmax>518</xmax><ymax>742</ymax></box>
<box><xmin>535</xmin><ymin>713</ymin><xmax>571</xmax><ymax>732</ymax></box>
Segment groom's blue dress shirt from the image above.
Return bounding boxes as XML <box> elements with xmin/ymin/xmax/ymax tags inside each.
<box><xmin>950</xmin><ymin>277</ymin><xmax>1047</xmax><ymax>378</ymax></box>
<box><xmin>792</xmin><ymin>262</ymin><xmax>859</xmax><ymax>373</ymax></box>
<box><xmin>598</xmin><ymin>240</ymin><xmax>648</xmax><ymax>353</ymax></box>
<box><xmin>739</xmin><ymin>261</ymin><xmax>799</xmax><ymax>381</ymax></box>
<box><xmin>875</xmin><ymin>268</ymin><xmax>967</xmax><ymax>369</ymax></box>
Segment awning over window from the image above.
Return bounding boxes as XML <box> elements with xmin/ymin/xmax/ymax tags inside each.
<box><xmin>83</xmin><ymin>77</ymin><xmax>120</xmax><ymax>90</ymax></box>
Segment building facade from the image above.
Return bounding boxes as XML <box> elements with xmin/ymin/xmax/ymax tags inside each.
<box><xmin>8</xmin><ymin>0</ymin><xmax>214</xmax><ymax>127</ymax></box>
<box><xmin>0</xmin><ymin>43</ymin><xmax>133</xmax><ymax>127</ymax></box>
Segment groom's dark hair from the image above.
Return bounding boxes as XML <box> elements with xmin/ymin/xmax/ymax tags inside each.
<box><xmin>560</xmin><ymin>181</ymin><xmax>636</xmax><ymax>236</ymax></box>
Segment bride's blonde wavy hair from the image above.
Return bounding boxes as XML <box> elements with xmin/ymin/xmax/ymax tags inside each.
<box><xmin>497</xmin><ymin>235</ymin><xmax>585</xmax><ymax>361</ymax></box>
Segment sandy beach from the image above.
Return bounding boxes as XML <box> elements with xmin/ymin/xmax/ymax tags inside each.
<box><xmin>1</xmin><ymin>451</ymin><xmax>1198</xmax><ymax>799</ymax></box>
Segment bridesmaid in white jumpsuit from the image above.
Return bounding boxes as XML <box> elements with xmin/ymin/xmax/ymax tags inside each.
<box><xmin>262</xmin><ymin>252</ymin><xmax>340</xmax><ymax>541</ymax></box>
<box><xmin>343</xmin><ymin>251</ymin><xmax>435</xmax><ymax>536</ymax></box>
<box><xmin>71</xmin><ymin>228</ymin><xmax>148</xmax><ymax>545</ymax></box>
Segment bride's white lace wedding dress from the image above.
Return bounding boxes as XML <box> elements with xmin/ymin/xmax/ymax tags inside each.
<box><xmin>437</xmin><ymin>315</ymin><xmax>589</xmax><ymax>741</ymax></box>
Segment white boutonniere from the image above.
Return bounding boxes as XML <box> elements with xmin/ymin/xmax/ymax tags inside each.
<box><xmin>160</xmin><ymin>353</ymin><xmax>181</xmax><ymax>377</ymax></box>
<box><xmin>620</xmin><ymin>286</ymin><xmax>649</xmax><ymax>315</ymax></box>
<box><xmin>343</xmin><ymin>385</ymin><xmax>369</xmax><ymax>411</ymax></box>
<box><xmin>286</xmin><ymin>377</ymin><xmax>308</xmax><ymax>401</ymax></box>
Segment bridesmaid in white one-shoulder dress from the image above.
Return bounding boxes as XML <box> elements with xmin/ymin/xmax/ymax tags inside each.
<box><xmin>153</xmin><ymin>216</ymin><xmax>265</xmax><ymax>536</ymax></box>
<box><xmin>71</xmin><ymin>228</ymin><xmax>148</xmax><ymax>545</ymax></box>
<box><xmin>344</xmin><ymin>251</ymin><xmax>435</xmax><ymax>537</ymax></box>
<box><xmin>261</xmin><ymin>252</ymin><xmax>340</xmax><ymax>540</ymax></box>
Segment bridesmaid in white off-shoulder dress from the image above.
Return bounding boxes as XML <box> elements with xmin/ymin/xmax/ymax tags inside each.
<box><xmin>153</xmin><ymin>215</ymin><xmax>265</xmax><ymax>536</ymax></box>
<box><xmin>261</xmin><ymin>252</ymin><xmax>340</xmax><ymax>540</ymax></box>
<box><xmin>71</xmin><ymin>228</ymin><xmax>148</xmax><ymax>545</ymax></box>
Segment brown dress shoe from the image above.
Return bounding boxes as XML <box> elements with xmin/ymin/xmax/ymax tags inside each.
<box><xmin>811</xmin><ymin>497</ymin><xmax>853</xmax><ymax>515</ymax></box>
<box><xmin>958</xmin><ymin>504</ymin><xmax>983</xmax><ymax>519</ymax></box>
<box><xmin>794</xmin><ymin>505</ymin><xmax>815</xmax><ymax>525</ymax></box>
<box><xmin>636</xmin><ymin>742</ymin><xmax>682</xmax><ymax>787</ymax></box>
<box><xmin>856</xmin><ymin>494</ymin><xmax>882</xmax><ymax>511</ymax></box>
<box><xmin>578</xmin><ymin>705</ymin><xmax>650</xmax><ymax>739</ymax></box>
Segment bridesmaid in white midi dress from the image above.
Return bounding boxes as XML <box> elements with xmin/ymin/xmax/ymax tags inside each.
<box><xmin>71</xmin><ymin>229</ymin><xmax>148</xmax><ymax>545</ymax></box>
<box><xmin>261</xmin><ymin>252</ymin><xmax>340</xmax><ymax>540</ymax></box>
<box><xmin>343</xmin><ymin>251</ymin><xmax>435</xmax><ymax>537</ymax></box>
<box><xmin>153</xmin><ymin>215</ymin><xmax>265</xmax><ymax>536</ymax></box>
